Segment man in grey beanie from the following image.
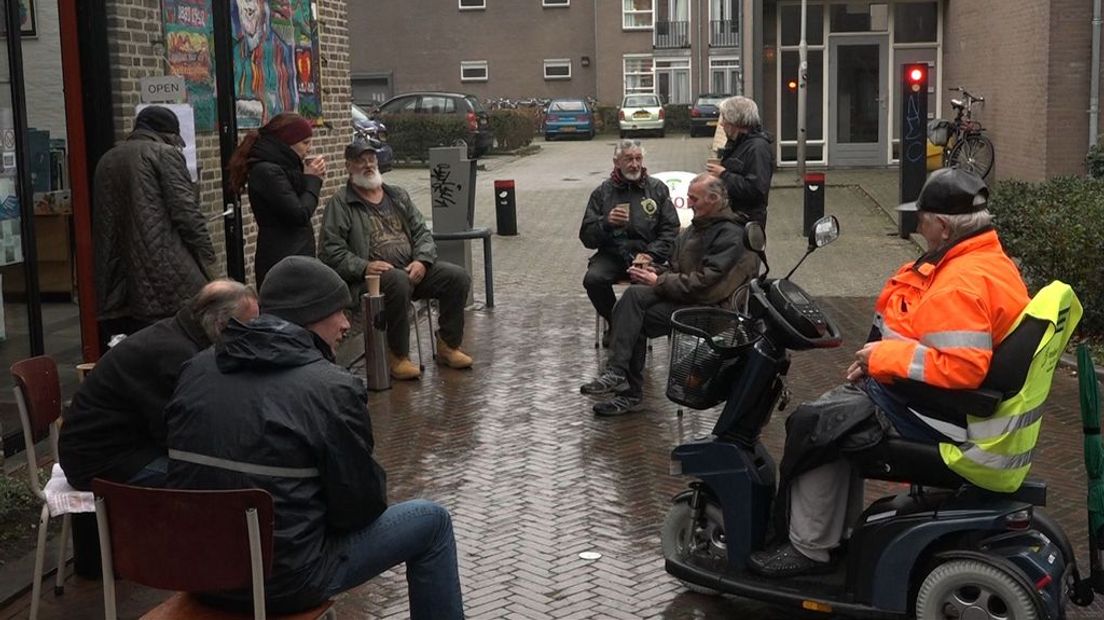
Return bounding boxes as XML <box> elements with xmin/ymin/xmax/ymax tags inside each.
<box><xmin>164</xmin><ymin>256</ymin><xmax>463</xmax><ymax>616</ymax></box>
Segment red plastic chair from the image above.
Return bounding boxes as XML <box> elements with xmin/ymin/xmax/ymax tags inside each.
<box><xmin>12</xmin><ymin>355</ymin><xmax>90</xmax><ymax>620</ymax></box>
<box><xmin>92</xmin><ymin>479</ymin><xmax>335</xmax><ymax>620</ymax></box>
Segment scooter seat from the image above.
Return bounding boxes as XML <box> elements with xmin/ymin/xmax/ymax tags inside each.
<box><xmin>850</xmin><ymin>437</ymin><xmax>1047</xmax><ymax>505</ymax></box>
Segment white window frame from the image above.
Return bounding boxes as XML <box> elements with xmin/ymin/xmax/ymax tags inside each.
<box><xmin>458</xmin><ymin>0</ymin><xmax>486</xmax><ymax>10</ymax></box>
<box><xmin>460</xmin><ymin>61</ymin><xmax>489</xmax><ymax>82</ymax></box>
<box><xmin>655</xmin><ymin>57</ymin><xmax>692</xmax><ymax>104</ymax></box>
<box><xmin>623</xmin><ymin>0</ymin><xmax>654</xmax><ymax>30</ymax></box>
<box><xmin>708</xmin><ymin>56</ymin><xmax>742</xmax><ymax>95</ymax></box>
<box><xmin>543</xmin><ymin>58</ymin><xmax>572</xmax><ymax>80</ymax></box>
<box><xmin>623</xmin><ymin>54</ymin><xmax>655</xmax><ymax>96</ymax></box>
<box><xmin>542</xmin><ymin>0</ymin><xmax>570</xmax><ymax>7</ymax></box>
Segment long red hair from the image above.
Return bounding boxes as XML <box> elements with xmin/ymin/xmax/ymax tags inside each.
<box><xmin>228</xmin><ymin>113</ymin><xmax>307</xmax><ymax>192</ymax></box>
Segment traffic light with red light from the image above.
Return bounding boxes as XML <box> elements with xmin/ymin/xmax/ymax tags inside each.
<box><xmin>899</xmin><ymin>63</ymin><xmax>929</xmax><ymax>238</ymax></box>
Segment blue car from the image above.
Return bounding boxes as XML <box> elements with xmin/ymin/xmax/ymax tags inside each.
<box><xmin>543</xmin><ymin>99</ymin><xmax>595</xmax><ymax>141</ymax></box>
<box><xmin>352</xmin><ymin>103</ymin><xmax>394</xmax><ymax>172</ymax></box>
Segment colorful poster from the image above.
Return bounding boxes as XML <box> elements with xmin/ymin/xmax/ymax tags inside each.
<box><xmin>232</xmin><ymin>0</ymin><xmax>323</xmax><ymax>128</ymax></box>
<box><xmin>162</xmin><ymin>0</ymin><xmax>217</xmax><ymax>132</ymax></box>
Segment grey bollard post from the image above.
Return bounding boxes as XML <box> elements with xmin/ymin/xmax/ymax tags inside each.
<box><xmin>362</xmin><ymin>275</ymin><xmax>391</xmax><ymax>391</ymax></box>
<box><xmin>428</xmin><ymin>146</ymin><xmax>477</xmax><ymax>282</ymax></box>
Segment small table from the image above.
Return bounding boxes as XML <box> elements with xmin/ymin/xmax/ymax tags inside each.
<box><xmin>431</xmin><ymin>227</ymin><xmax>495</xmax><ymax>308</ymax></box>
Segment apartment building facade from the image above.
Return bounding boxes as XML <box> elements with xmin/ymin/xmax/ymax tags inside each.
<box><xmin>352</xmin><ymin>1</ymin><xmax>1102</xmax><ymax>180</ymax></box>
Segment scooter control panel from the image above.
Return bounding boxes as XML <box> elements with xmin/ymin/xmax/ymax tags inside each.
<box><xmin>768</xmin><ymin>279</ymin><xmax>828</xmax><ymax>339</ymax></box>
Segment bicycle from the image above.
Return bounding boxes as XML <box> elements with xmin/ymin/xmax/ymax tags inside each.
<box><xmin>928</xmin><ymin>87</ymin><xmax>995</xmax><ymax>179</ymax></box>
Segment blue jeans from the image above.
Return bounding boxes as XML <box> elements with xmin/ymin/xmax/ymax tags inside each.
<box><xmin>323</xmin><ymin>499</ymin><xmax>463</xmax><ymax>619</ymax></box>
<box><xmin>125</xmin><ymin>455</ymin><xmax>168</xmax><ymax>487</ymax></box>
<box><xmin>862</xmin><ymin>378</ymin><xmax>956</xmax><ymax>443</ymax></box>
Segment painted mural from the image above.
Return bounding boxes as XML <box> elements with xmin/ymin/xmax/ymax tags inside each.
<box><xmin>163</xmin><ymin>0</ymin><xmax>217</xmax><ymax>131</ymax></box>
<box><xmin>232</xmin><ymin>0</ymin><xmax>323</xmax><ymax>128</ymax></box>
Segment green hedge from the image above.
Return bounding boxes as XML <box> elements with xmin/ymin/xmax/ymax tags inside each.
<box><xmin>663</xmin><ymin>104</ymin><xmax>690</xmax><ymax>132</ymax></box>
<box><xmin>384</xmin><ymin>114</ymin><xmax>469</xmax><ymax>162</ymax></box>
<box><xmin>990</xmin><ymin>177</ymin><xmax>1104</xmax><ymax>334</ymax></box>
<box><xmin>489</xmin><ymin>109</ymin><xmax>537</xmax><ymax>151</ymax></box>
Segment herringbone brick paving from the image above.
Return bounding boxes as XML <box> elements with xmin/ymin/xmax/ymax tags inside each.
<box><xmin>5</xmin><ymin>137</ymin><xmax>1101</xmax><ymax>618</ymax></box>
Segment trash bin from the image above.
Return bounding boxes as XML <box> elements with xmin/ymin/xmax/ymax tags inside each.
<box><xmin>362</xmin><ymin>276</ymin><xmax>390</xmax><ymax>392</ymax></box>
<box><xmin>494</xmin><ymin>179</ymin><xmax>518</xmax><ymax>236</ymax></box>
<box><xmin>803</xmin><ymin>172</ymin><xmax>825</xmax><ymax>237</ymax></box>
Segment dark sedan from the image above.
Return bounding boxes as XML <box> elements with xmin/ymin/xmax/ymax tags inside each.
<box><xmin>689</xmin><ymin>94</ymin><xmax>727</xmax><ymax>137</ymax></box>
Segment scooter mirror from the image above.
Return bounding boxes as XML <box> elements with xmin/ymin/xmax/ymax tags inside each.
<box><xmin>810</xmin><ymin>215</ymin><xmax>840</xmax><ymax>249</ymax></box>
<box><xmin>744</xmin><ymin>222</ymin><xmax>766</xmax><ymax>253</ymax></box>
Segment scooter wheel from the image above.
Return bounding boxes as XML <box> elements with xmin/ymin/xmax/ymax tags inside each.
<box><xmin>915</xmin><ymin>559</ymin><xmax>1039</xmax><ymax>620</ymax></box>
<box><xmin>660</xmin><ymin>501</ymin><xmax>725</xmax><ymax>596</ymax></box>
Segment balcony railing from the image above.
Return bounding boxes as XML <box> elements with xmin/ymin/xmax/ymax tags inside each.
<box><xmin>710</xmin><ymin>19</ymin><xmax>740</xmax><ymax>48</ymax></box>
<box><xmin>654</xmin><ymin>20</ymin><xmax>690</xmax><ymax>49</ymax></box>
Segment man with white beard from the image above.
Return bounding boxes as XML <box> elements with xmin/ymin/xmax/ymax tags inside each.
<box><xmin>320</xmin><ymin>138</ymin><xmax>473</xmax><ymax>380</ymax></box>
<box><xmin>579</xmin><ymin>139</ymin><xmax>679</xmax><ymax>344</ymax></box>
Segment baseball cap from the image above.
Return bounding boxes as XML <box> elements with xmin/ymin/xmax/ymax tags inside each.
<box><xmin>344</xmin><ymin>137</ymin><xmax>379</xmax><ymax>160</ymax></box>
<box><xmin>897</xmin><ymin>168</ymin><xmax>989</xmax><ymax>215</ymax></box>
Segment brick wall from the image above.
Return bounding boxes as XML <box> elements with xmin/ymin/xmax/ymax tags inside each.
<box><xmin>105</xmin><ymin>0</ymin><xmax>350</xmax><ymax>285</ymax></box>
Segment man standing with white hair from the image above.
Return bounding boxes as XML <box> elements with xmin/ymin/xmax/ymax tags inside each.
<box><xmin>706</xmin><ymin>95</ymin><xmax>774</xmax><ymax>228</ymax></box>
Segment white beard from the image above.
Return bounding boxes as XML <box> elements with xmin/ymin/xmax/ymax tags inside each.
<box><xmin>623</xmin><ymin>169</ymin><xmax>642</xmax><ymax>181</ymax></box>
<box><xmin>351</xmin><ymin>170</ymin><xmax>383</xmax><ymax>190</ymax></box>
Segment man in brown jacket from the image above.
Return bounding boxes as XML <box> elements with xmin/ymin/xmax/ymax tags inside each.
<box><xmin>580</xmin><ymin>174</ymin><xmax>758</xmax><ymax>416</ymax></box>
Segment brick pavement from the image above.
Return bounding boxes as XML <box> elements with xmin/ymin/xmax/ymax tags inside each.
<box><xmin>5</xmin><ymin>137</ymin><xmax>1102</xmax><ymax>619</ymax></box>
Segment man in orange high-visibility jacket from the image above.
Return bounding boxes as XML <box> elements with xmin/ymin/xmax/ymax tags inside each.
<box><xmin>748</xmin><ymin>169</ymin><xmax>1030</xmax><ymax>578</ymax></box>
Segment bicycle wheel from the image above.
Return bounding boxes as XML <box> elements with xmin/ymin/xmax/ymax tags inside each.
<box><xmin>949</xmin><ymin>133</ymin><xmax>995</xmax><ymax>179</ymax></box>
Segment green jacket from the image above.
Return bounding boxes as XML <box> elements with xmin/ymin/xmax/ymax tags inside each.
<box><xmin>319</xmin><ymin>182</ymin><xmax>438</xmax><ymax>302</ymax></box>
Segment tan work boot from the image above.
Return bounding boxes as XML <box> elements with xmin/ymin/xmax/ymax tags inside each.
<box><xmin>388</xmin><ymin>352</ymin><xmax>421</xmax><ymax>380</ymax></box>
<box><xmin>436</xmin><ymin>338</ymin><xmax>473</xmax><ymax>369</ymax></box>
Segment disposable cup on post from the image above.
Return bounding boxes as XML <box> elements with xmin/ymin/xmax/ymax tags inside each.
<box><xmin>362</xmin><ymin>276</ymin><xmax>390</xmax><ymax>391</ymax></box>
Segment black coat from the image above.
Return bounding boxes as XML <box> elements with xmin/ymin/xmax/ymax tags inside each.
<box><xmin>719</xmin><ymin>127</ymin><xmax>774</xmax><ymax>227</ymax></box>
<box><xmin>165</xmin><ymin>316</ymin><xmax>388</xmax><ymax>613</ymax></box>
<box><xmin>579</xmin><ymin>175</ymin><xmax>680</xmax><ymax>264</ymax></box>
<box><xmin>93</xmin><ymin>130</ymin><xmax>215</xmax><ymax>320</ymax></box>
<box><xmin>247</xmin><ymin>135</ymin><xmax>324</xmax><ymax>286</ymax></box>
<box><xmin>59</xmin><ymin>307</ymin><xmax>210</xmax><ymax>491</ymax></box>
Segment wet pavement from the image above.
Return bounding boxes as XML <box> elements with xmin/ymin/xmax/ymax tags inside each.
<box><xmin>4</xmin><ymin>136</ymin><xmax>1102</xmax><ymax>618</ymax></box>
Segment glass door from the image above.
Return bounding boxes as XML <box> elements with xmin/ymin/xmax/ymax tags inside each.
<box><xmin>828</xmin><ymin>35</ymin><xmax>887</xmax><ymax>165</ymax></box>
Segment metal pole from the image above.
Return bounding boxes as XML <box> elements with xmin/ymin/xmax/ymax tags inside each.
<box><xmin>212</xmin><ymin>0</ymin><xmax>245</xmax><ymax>282</ymax></box>
<box><xmin>1090</xmin><ymin>0</ymin><xmax>1101</xmax><ymax>149</ymax></box>
<box><xmin>796</xmin><ymin>0</ymin><xmax>808</xmax><ymax>181</ymax></box>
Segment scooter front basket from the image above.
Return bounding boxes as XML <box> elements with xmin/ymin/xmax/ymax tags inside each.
<box><xmin>666</xmin><ymin>308</ymin><xmax>760</xmax><ymax>410</ymax></box>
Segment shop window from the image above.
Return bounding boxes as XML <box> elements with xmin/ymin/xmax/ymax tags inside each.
<box><xmin>623</xmin><ymin>55</ymin><xmax>654</xmax><ymax>94</ymax></box>
<box><xmin>544</xmin><ymin>59</ymin><xmax>572</xmax><ymax>80</ymax></box>
<box><xmin>894</xmin><ymin>2</ymin><xmax>938</xmax><ymax>43</ymax></box>
<box><xmin>779</xmin><ymin>3</ymin><xmax>823</xmax><ymax>46</ymax></box>
<box><xmin>779</xmin><ymin>49</ymin><xmax>824</xmax><ymax>142</ymax></box>
<box><xmin>623</xmin><ymin>0</ymin><xmax>653</xmax><ymax>29</ymax></box>
<box><xmin>460</xmin><ymin>61</ymin><xmax>488</xmax><ymax>82</ymax></box>
<box><xmin>829</xmin><ymin>3</ymin><xmax>887</xmax><ymax>33</ymax></box>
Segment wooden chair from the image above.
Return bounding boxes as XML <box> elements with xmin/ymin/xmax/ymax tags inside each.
<box><xmin>92</xmin><ymin>479</ymin><xmax>336</xmax><ymax>620</ymax></box>
<box><xmin>12</xmin><ymin>355</ymin><xmax>94</xmax><ymax>620</ymax></box>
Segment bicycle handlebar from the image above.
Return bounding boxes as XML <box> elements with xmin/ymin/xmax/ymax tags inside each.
<box><xmin>949</xmin><ymin>86</ymin><xmax>985</xmax><ymax>104</ymax></box>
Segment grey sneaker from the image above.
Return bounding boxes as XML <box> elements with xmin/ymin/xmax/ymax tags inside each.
<box><xmin>593</xmin><ymin>393</ymin><xmax>643</xmax><ymax>417</ymax></box>
<box><xmin>580</xmin><ymin>371</ymin><xmax>628</xmax><ymax>395</ymax></box>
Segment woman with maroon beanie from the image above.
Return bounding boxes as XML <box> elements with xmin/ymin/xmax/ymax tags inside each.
<box><xmin>230</xmin><ymin>113</ymin><xmax>327</xmax><ymax>286</ymax></box>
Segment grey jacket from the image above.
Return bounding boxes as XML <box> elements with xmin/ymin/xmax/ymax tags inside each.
<box><xmin>93</xmin><ymin>129</ymin><xmax>215</xmax><ymax>321</ymax></box>
<box><xmin>319</xmin><ymin>182</ymin><xmax>437</xmax><ymax>301</ymax></box>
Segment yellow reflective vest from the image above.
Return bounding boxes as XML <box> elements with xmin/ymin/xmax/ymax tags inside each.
<box><xmin>940</xmin><ymin>281</ymin><xmax>1082</xmax><ymax>492</ymax></box>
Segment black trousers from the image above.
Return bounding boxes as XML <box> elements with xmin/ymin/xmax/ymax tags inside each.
<box><xmin>583</xmin><ymin>252</ymin><xmax>630</xmax><ymax>322</ymax></box>
<box><xmin>379</xmin><ymin>261</ymin><xmax>471</xmax><ymax>356</ymax></box>
<box><xmin>606</xmin><ymin>285</ymin><xmax>684</xmax><ymax>396</ymax></box>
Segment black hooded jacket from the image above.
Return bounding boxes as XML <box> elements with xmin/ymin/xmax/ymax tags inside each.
<box><xmin>247</xmin><ymin>135</ymin><xmax>324</xmax><ymax>286</ymax></box>
<box><xmin>165</xmin><ymin>315</ymin><xmax>387</xmax><ymax>612</ymax></box>
<box><xmin>719</xmin><ymin>127</ymin><xmax>774</xmax><ymax>227</ymax></box>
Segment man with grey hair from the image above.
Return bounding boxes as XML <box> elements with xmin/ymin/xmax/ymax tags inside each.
<box><xmin>749</xmin><ymin>169</ymin><xmax>1030</xmax><ymax>578</ymax></box>
<box><xmin>580</xmin><ymin>173</ymin><xmax>758</xmax><ymax>416</ymax></box>
<box><xmin>59</xmin><ymin>280</ymin><xmax>259</xmax><ymax>490</ymax></box>
<box><xmin>580</xmin><ymin>139</ymin><xmax>679</xmax><ymax>340</ymax></box>
<box><xmin>706</xmin><ymin>95</ymin><xmax>774</xmax><ymax>228</ymax></box>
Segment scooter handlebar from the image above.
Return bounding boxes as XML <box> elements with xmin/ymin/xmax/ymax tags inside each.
<box><xmin>749</xmin><ymin>279</ymin><xmax>844</xmax><ymax>351</ymax></box>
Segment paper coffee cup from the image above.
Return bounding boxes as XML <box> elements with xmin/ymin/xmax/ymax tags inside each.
<box><xmin>365</xmin><ymin>274</ymin><xmax>381</xmax><ymax>297</ymax></box>
<box><xmin>76</xmin><ymin>362</ymin><xmax>96</xmax><ymax>382</ymax></box>
<box><xmin>706</xmin><ymin>158</ymin><xmax>721</xmax><ymax>166</ymax></box>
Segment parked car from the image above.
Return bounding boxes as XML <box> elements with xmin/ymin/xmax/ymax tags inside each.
<box><xmin>376</xmin><ymin>91</ymin><xmax>494</xmax><ymax>158</ymax></box>
<box><xmin>689</xmin><ymin>94</ymin><xmax>726</xmax><ymax>137</ymax></box>
<box><xmin>543</xmin><ymin>98</ymin><xmax>595</xmax><ymax>141</ymax></box>
<box><xmin>618</xmin><ymin>94</ymin><xmax>665</xmax><ymax>138</ymax></box>
<box><xmin>352</xmin><ymin>103</ymin><xmax>394</xmax><ymax>172</ymax></box>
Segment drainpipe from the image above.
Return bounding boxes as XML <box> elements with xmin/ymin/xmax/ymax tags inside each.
<box><xmin>1091</xmin><ymin>0</ymin><xmax>1101</xmax><ymax>147</ymax></box>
